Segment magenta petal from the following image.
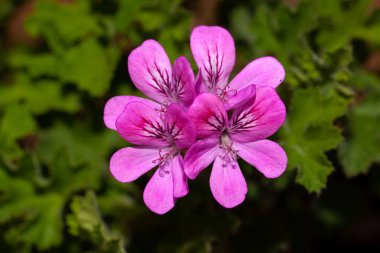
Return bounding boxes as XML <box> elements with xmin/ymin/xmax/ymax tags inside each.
<box><xmin>184</xmin><ymin>138</ymin><xmax>219</xmax><ymax>180</ymax></box>
<box><xmin>172</xmin><ymin>154</ymin><xmax>188</xmax><ymax>198</ymax></box>
<box><xmin>116</xmin><ymin>101</ymin><xmax>168</xmax><ymax>147</ymax></box>
<box><xmin>234</xmin><ymin>140</ymin><xmax>287</xmax><ymax>178</ymax></box>
<box><xmin>110</xmin><ymin>147</ymin><xmax>160</xmax><ymax>183</ymax></box>
<box><xmin>228</xmin><ymin>56</ymin><xmax>285</xmax><ymax>91</ymax></box>
<box><xmin>165</xmin><ymin>103</ymin><xmax>195</xmax><ymax>149</ymax></box>
<box><xmin>188</xmin><ymin>93</ymin><xmax>228</xmax><ymax>139</ymax></box>
<box><xmin>190</xmin><ymin>26</ymin><xmax>235</xmax><ymax>93</ymax></box>
<box><xmin>172</xmin><ymin>56</ymin><xmax>196</xmax><ymax>107</ymax></box>
<box><xmin>143</xmin><ymin>166</ymin><xmax>175</xmax><ymax>215</ymax></box>
<box><xmin>104</xmin><ymin>96</ymin><xmax>160</xmax><ymax>130</ymax></box>
<box><xmin>128</xmin><ymin>40</ymin><xmax>172</xmax><ymax>103</ymax></box>
<box><xmin>210</xmin><ymin>153</ymin><xmax>247</xmax><ymax>208</ymax></box>
<box><xmin>229</xmin><ymin>86</ymin><xmax>286</xmax><ymax>143</ymax></box>
<box><xmin>224</xmin><ymin>84</ymin><xmax>256</xmax><ymax>110</ymax></box>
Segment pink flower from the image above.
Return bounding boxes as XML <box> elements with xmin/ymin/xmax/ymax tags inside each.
<box><xmin>185</xmin><ymin>91</ymin><xmax>287</xmax><ymax>208</ymax></box>
<box><xmin>190</xmin><ymin>26</ymin><xmax>285</xmax><ymax>109</ymax></box>
<box><xmin>104</xmin><ymin>40</ymin><xmax>195</xmax><ymax>130</ymax></box>
<box><xmin>108</xmin><ymin>101</ymin><xmax>195</xmax><ymax>214</ymax></box>
<box><xmin>104</xmin><ymin>39</ymin><xmax>195</xmax><ymax>131</ymax></box>
<box><xmin>184</xmin><ymin>25</ymin><xmax>287</xmax><ymax>208</ymax></box>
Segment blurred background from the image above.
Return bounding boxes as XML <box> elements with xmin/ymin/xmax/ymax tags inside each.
<box><xmin>1</xmin><ymin>0</ymin><xmax>380</xmax><ymax>252</ymax></box>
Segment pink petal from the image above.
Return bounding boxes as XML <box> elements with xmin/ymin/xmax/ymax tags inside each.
<box><xmin>224</xmin><ymin>84</ymin><xmax>256</xmax><ymax>110</ymax></box>
<box><xmin>184</xmin><ymin>138</ymin><xmax>219</xmax><ymax>180</ymax></box>
<box><xmin>172</xmin><ymin>56</ymin><xmax>196</xmax><ymax>107</ymax></box>
<box><xmin>128</xmin><ymin>40</ymin><xmax>172</xmax><ymax>103</ymax></box>
<box><xmin>110</xmin><ymin>147</ymin><xmax>160</xmax><ymax>183</ymax></box>
<box><xmin>172</xmin><ymin>154</ymin><xmax>188</xmax><ymax>198</ymax></box>
<box><xmin>165</xmin><ymin>103</ymin><xmax>196</xmax><ymax>149</ymax></box>
<box><xmin>187</xmin><ymin>93</ymin><xmax>228</xmax><ymax>139</ymax></box>
<box><xmin>210</xmin><ymin>153</ymin><xmax>247</xmax><ymax>208</ymax></box>
<box><xmin>228</xmin><ymin>56</ymin><xmax>285</xmax><ymax>91</ymax></box>
<box><xmin>190</xmin><ymin>26</ymin><xmax>235</xmax><ymax>93</ymax></box>
<box><xmin>116</xmin><ymin>101</ymin><xmax>168</xmax><ymax>147</ymax></box>
<box><xmin>229</xmin><ymin>86</ymin><xmax>286</xmax><ymax>143</ymax></box>
<box><xmin>143</xmin><ymin>164</ymin><xmax>175</xmax><ymax>215</ymax></box>
<box><xmin>234</xmin><ymin>140</ymin><xmax>287</xmax><ymax>178</ymax></box>
<box><xmin>104</xmin><ymin>96</ymin><xmax>160</xmax><ymax>131</ymax></box>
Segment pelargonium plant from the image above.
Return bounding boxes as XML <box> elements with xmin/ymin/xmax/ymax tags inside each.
<box><xmin>104</xmin><ymin>25</ymin><xmax>287</xmax><ymax>214</ymax></box>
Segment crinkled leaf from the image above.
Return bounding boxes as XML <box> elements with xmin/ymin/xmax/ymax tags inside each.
<box><xmin>67</xmin><ymin>191</ymin><xmax>126</xmax><ymax>253</ymax></box>
<box><xmin>280</xmin><ymin>87</ymin><xmax>350</xmax><ymax>193</ymax></box>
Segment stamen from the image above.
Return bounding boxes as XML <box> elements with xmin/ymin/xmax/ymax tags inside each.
<box><xmin>152</xmin><ymin>149</ymin><xmax>175</xmax><ymax>177</ymax></box>
<box><xmin>217</xmin><ymin>87</ymin><xmax>237</xmax><ymax>102</ymax></box>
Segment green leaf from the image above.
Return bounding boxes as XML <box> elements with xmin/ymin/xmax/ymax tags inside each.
<box><xmin>59</xmin><ymin>39</ymin><xmax>120</xmax><ymax>96</ymax></box>
<box><xmin>280</xmin><ymin>87</ymin><xmax>349</xmax><ymax>193</ymax></box>
<box><xmin>339</xmin><ymin>72</ymin><xmax>380</xmax><ymax>176</ymax></box>
<box><xmin>0</xmin><ymin>170</ymin><xmax>64</xmax><ymax>250</ymax></box>
<box><xmin>67</xmin><ymin>191</ymin><xmax>126</xmax><ymax>253</ymax></box>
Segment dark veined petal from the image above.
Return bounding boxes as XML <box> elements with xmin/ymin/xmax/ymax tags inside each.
<box><xmin>188</xmin><ymin>93</ymin><xmax>228</xmax><ymax>139</ymax></box>
<box><xmin>172</xmin><ymin>56</ymin><xmax>195</xmax><ymax>107</ymax></box>
<box><xmin>190</xmin><ymin>26</ymin><xmax>235</xmax><ymax>93</ymax></box>
<box><xmin>128</xmin><ymin>40</ymin><xmax>173</xmax><ymax>103</ymax></box>
<box><xmin>165</xmin><ymin>103</ymin><xmax>196</xmax><ymax>149</ymax></box>
<box><xmin>116</xmin><ymin>101</ymin><xmax>169</xmax><ymax>147</ymax></box>
<box><xmin>229</xmin><ymin>86</ymin><xmax>286</xmax><ymax>143</ymax></box>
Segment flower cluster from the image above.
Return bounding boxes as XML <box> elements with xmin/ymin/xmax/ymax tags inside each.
<box><xmin>104</xmin><ymin>26</ymin><xmax>287</xmax><ymax>214</ymax></box>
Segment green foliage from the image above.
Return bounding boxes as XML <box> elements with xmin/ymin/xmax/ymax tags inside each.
<box><xmin>67</xmin><ymin>191</ymin><xmax>126</xmax><ymax>253</ymax></box>
<box><xmin>280</xmin><ymin>87</ymin><xmax>349</xmax><ymax>193</ymax></box>
<box><xmin>0</xmin><ymin>0</ymin><xmax>380</xmax><ymax>252</ymax></box>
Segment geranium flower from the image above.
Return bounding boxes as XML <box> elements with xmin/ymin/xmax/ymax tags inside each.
<box><xmin>190</xmin><ymin>26</ymin><xmax>285</xmax><ymax>109</ymax></box>
<box><xmin>109</xmin><ymin>101</ymin><xmax>195</xmax><ymax>214</ymax></box>
<box><xmin>104</xmin><ymin>40</ymin><xmax>195</xmax><ymax>130</ymax></box>
<box><xmin>184</xmin><ymin>88</ymin><xmax>287</xmax><ymax>208</ymax></box>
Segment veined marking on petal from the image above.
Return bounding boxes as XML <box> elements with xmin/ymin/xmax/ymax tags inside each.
<box><xmin>202</xmin><ymin>46</ymin><xmax>224</xmax><ymax>92</ymax></box>
<box><xmin>229</xmin><ymin>109</ymin><xmax>256</xmax><ymax>132</ymax></box>
<box><xmin>165</xmin><ymin>120</ymin><xmax>184</xmax><ymax>143</ymax></box>
<box><xmin>146</xmin><ymin>61</ymin><xmax>172</xmax><ymax>97</ymax></box>
<box><xmin>142</xmin><ymin>118</ymin><xmax>166</xmax><ymax>140</ymax></box>
<box><xmin>206</xmin><ymin>110</ymin><xmax>227</xmax><ymax>132</ymax></box>
<box><xmin>172</xmin><ymin>72</ymin><xmax>186</xmax><ymax>101</ymax></box>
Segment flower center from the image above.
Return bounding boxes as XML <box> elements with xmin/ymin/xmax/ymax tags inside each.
<box><xmin>219</xmin><ymin>134</ymin><xmax>239</xmax><ymax>168</ymax></box>
<box><xmin>152</xmin><ymin>147</ymin><xmax>178</xmax><ymax>177</ymax></box>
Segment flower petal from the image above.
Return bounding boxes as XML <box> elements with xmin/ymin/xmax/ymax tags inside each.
<box><xmin>210</xmin><ymin>153</ymin><xmax>247</xmax><ymax>208</ymax></box>
<box><xmin>165</xmin><ymin>103</ymin><xmax>196</xmax><ymax>149</ymax></box>
<box><xmin>190</xmin><ymin>26</ymin><xmax>235</xmax><ymax>93</ymax></box>
<box><xmin>224</xmin><ymin>84</ymin><xmax>256</xmax><ymax>110</ymax></box>
<box><xmin>184</xmin><ymin>138</ymin><xmax>219</xmax><ymax>180</ymax></box>
<box><xmin>172</xmin><ymin>56</ymin><xmax>196</xmax><ymax>107</ymax></box>
<box><xmin>228</xmin><ymin>56</ymin><xmax>285</xmax><ymax>91</ymax></box>
<box><xmin>110</xmin><ymin>147</ymin><xmax>160</xmax><ymax>183</ymax></box>
<box><xmin>143</xmin><ymin>167</ymin><xmax>175</xmax><ymax>215</ymax></box>
<box><xmin>128</xmin><ymin>40</ymin><xmax>172</xmax><ymax>103</ymax></box>
<box><xmin>172</xmin><ymin>154</ymin><xmax>188</xmax><ymax>198</ymax></box>
<box><xmin>234</xmin><ymin>140</ymin><xmax>287</xmax><ymax>178</ymax></box>
<box><xmin>188</xmin><ymin>93</ymin><xmax>228</xmax><ymax>139</ymax></box>
<box><xmin>116</xmin><ymin>101</ymin><xmax>168</xmax><ymax>147</ymax></box>
<box><xmin>104</xmin><ymin>96</ymin><xmax>160</xmax><ymax>130</ymax></box>
<box><xmin>229</xmin><ymin>86</ymin><xmax>286</xmax><ymax>143</ymax></box>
